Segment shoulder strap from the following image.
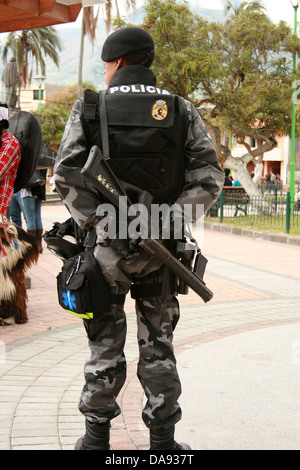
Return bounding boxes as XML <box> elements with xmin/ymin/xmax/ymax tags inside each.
<box><xmin>83</xmin><ymin>89</ymin><xmax>98</xmax><ymax>120</ymax></box>
<box><xmin>99</xmin><ymin>90</ymin><xmax>110</xmax><ymax>160</ymax></box>
<box><xmin>83</xmin><ymin>88</ymin><xmax>110</xmax><ymax>161</ymax></box>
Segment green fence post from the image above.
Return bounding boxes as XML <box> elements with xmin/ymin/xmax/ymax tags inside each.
<box><xmin>286</xmin><ymin>192</ymin><xmax>290</xmax><ymax>234</ymax></box>
<box><xmin>220</xmin><ymin>189</ymin><xmax>224</xmax><ymax>223</ymax></box>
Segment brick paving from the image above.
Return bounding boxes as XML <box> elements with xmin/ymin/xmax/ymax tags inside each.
<box><xmin>0</xmin><ymin>203</ymin><xmax>300</xmax><ymax>450</ymax></box>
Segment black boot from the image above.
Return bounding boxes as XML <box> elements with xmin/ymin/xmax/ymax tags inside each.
<box><xmin>75</xmin><ymin>420</ymin><xmax>110</xmax><ymax>450</ymax></box>
<box><xmin>27</xmin><ymin>229</ymin><xmax>37</xmax><ymax>240</ymax></box>
<box><xmin>36</xmin><ymin>229</ymin><xmax>43</xmax><ymax>253</ymax></box>
<box><xmin>150</xmin><ymin>426</ymin><xmax>191</xmax><ymax>450</ymax></box>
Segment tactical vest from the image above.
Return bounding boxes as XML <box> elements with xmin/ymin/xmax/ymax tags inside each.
<box><xmin>81</xmin><ymin>85</ymin><xmax>189</xmax><ymax>204</ymax></box>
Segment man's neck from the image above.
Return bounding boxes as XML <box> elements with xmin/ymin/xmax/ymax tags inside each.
<box><xmin>109</xmin><ymin>65</ymin><xmax>156</xmax><ymax>87</ymax></box>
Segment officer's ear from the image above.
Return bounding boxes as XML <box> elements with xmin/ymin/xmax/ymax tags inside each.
<box><xmin>116</xmin><ymin>57</ymin><xmax>126</xmax><ymax>70</ymax></box>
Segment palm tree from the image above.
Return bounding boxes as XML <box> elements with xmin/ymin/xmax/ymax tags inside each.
<box><xmin>2</xmin><ymin>27</ymin><xmax>62</xmax><ymax>87</ymax></box>
<box><xmin>78</xmin><ymin>6</ymin><xmax>99</xmax><ymax>98</ymax></box>
<box><xmin>225</xmin><ymin>0</ymin><xmax>267</xmax><ymax>17</ymax></box>
<box><xmin>103</xmin><ymin>0</ymin><xmax>136</xmax><ymax>35</ymax></box>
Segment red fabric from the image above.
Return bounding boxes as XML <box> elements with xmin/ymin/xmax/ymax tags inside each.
<box><xmin>0</xmin><ymin>131</ymin><xmax>21</xmax><ymax>215</ymax></box>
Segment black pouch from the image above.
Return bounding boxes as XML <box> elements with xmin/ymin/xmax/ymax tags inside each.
<box><xmin>57</xmin><ymin>249</ymin><xmax>111</xmax><ymax>320</ymax></box>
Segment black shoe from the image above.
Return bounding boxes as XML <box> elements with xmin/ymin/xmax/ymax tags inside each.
<box><xmin>174</xmin><ymin>441</ymin><xmax>192</xmax><ymax>450</ymax></box>
<box><xmin>150</xmin><ymin>426</ymin><xmax>191</xmax><ymax>450</ymax></box>
<box><xmin>75</xmin><ymin>436</ymin><xmax>88</xmax><ymax>450</ymax></box>
<box><xmin>75</xmin><ymin>420</ymin><xmax>110</xmax><ymax>450</ymax></box>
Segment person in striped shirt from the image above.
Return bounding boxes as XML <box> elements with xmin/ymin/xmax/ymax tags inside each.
<box><xmin>0</xmin><ymin>102</ymin><xmax>21</xmax><ymax>216</ymax></box>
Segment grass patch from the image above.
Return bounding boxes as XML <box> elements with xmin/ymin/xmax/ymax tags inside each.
<box><xmin>205</xmin><ymin>217</ymin><xmax>300</xmax><ymax>237</ymax></box>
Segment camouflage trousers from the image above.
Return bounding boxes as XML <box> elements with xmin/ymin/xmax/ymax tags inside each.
<box><xmin>78</xmin><ymin>243</ymin><xmax>182</xmax><ymax>429</ymax></box>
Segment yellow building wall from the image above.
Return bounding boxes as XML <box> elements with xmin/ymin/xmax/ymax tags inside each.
<box><xmin>19</xmin><ymin>83</ymin><xmax>46</xmax><ymax>112</ymax></box>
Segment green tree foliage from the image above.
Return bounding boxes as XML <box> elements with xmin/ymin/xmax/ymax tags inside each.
<box><xmin>143</xmin><ymin>0</ymin><xmax>204</xmax><ymax>97</ymax></box>
<box><xmin>142</xmin><ymin>0</ymin><xmax>300</xmax><ymax>193</ymax></box>
<box><xmin>144</xmin><ymin>0</ymin><xmax>300</xmax><ymax>139</ymax></box>
<box><xmin>218</xmin><ymin>8</ymin><xmax>299</xmax><ymax>138</ymax></box>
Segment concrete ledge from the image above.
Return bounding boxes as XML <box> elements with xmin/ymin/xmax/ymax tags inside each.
<box><xmin>43</xmin><ymin>193</ymin><xmax>63</xmax><ymax>205</ymax></box>
<box><xmin>204</xmin><ymin>222</ymin><xmax>300</xmax><ymax>246</ymax></box>
<box><xmin>43</xmin><ymin>198</ymin><xmax>63</xmax><ymax>205</ymax></box>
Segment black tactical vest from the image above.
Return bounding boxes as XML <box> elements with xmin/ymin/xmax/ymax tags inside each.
<box><xmin>81</xmin><ymin>85</ymin><xmax>189</xmax><ymax>204</ymax></box>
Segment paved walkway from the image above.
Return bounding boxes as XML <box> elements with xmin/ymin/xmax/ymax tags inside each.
<box><xmin>1</xmin><ymin>203</ymin><xmax>300</xmax><ymax>450</ymax></box>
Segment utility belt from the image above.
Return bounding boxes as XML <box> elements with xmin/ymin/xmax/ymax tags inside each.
<box><xmin>79</xmin><ymin>220</ymin><xmax>202</xmax><ymax>300</ymax></box>
<box><xmin>45</xmin><ymin>218</ymin><xmax>207</xmax><ymax>323</ymax></box>
<box><xmin>130</xmin><ymin>238</ymin><xmax>206</xmax><ymax>299</ymax></box>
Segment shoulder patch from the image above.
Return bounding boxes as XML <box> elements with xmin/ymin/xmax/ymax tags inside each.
<box><xmin>152</xmin><ymin>100</ymin><xmax>168</xmax><ymax>121</ymax></box>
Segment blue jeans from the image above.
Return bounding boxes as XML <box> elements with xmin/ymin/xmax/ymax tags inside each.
<box><xmin>10</xmin><ymin>191</ymin><xmax>23</xmax><ymax>227</ymax></box>
<box><xmin>22</xmin><ymin>195</ymin><xmax>43</xmax><ymax>231</ymax></box>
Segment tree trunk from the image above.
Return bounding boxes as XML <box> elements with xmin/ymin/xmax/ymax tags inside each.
<box><xmin>78</xmin><ymin>15</ymin><xmax>85</xmax><ymax>99</ymax></box>
<box><xmin>207</xmin><ymin>123</ymin><xmax>276</xmax><ymax>198</ymax></box>
<box><xmin>253</xmin><ymin>161</ymin><xmax>263</xmax><ymax>185</ymax></box>
<box><xmin>207</xmin><ymin>123</ymin><xmax>279</xmax><ymax>214</ymax></box>
<box><xmin>224</xmin><ymin>154</ymin><xmax>262</xmax><ymax>197</ymax></box>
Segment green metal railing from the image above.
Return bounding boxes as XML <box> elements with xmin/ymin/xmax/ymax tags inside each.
<box><xmin>207</xmin><ymin>189</ymin><xmax>300</xmax><ymax>234</ymax></box>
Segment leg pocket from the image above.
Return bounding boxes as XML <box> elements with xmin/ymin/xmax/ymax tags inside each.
<box><xmin>83</xmin><ymin>304</ymin><xmax>126</xmax><ymax>345</ymax></box>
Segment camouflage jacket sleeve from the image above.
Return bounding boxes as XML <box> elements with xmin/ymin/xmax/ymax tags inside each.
<box><xmin>54</xmin><ymin>99</ymin><xmax>100</xmax><ymax>230</ymax></box>
<box><xmin>175</xmin><ymin>99</ymin><xmax>224</xmax><ymax>221</ymax></box>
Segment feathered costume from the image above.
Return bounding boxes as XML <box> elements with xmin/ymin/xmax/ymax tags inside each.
<box><xmin>0</xmin><ymin>212</ymin><xmax>39</xmax><ymax>324</ymax></box>
<box><xmin>0</xmin><ymin>102</ymin><xmax>39</xmax><ymax>325</ymax></box>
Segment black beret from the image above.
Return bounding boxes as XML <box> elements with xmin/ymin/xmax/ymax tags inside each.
<box><xmin>101</xmin><ymin>26</ymin><xmax>155</xmax><ymax>67</ymax></box>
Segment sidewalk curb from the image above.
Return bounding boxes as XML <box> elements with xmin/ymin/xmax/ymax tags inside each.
<box><xmin>204</xmin><ymin>221</ymin><xmax>300</xmax><ymax>246</ymax></box>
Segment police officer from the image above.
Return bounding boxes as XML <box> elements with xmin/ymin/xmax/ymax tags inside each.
<box><xmin>54</xmin><ymin>26</ymin><xmax>224</xmax><ymax>450</ymax></box>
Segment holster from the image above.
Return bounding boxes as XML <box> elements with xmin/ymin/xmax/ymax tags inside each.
<box><xmin>131</xmin><ymin>265</ymin><xmax>172</xmax><ymax>300</ymax></box>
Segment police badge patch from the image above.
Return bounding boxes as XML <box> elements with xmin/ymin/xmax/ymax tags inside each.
<box><xmin>152</xmin><ymin>100</ymin><xmax>168</xmax><ymax>120</ymax></box>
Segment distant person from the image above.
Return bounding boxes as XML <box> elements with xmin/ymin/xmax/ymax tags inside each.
<box><xmin>232</xmin><ymin>179</ymin><xmax>241</xmax><ymax>187</ymax></box>
<box><xmin>21</xmin><ymin>169</ymin><xmax>47</xmax><ymax>253</ymax></box>
<box><xmin>296</xmin><ymin>190</ymin><xmax>300</xmax><ymax>210</ymax></box>
<box><xmin>224</xmin><ymin>168</ymin><xmax>232</xmax><ymax>186</ymax></box>
<box><xmin>270</xmin><ymin>171</ymin><xmax>276</xmax><ymax>184</ymax></box>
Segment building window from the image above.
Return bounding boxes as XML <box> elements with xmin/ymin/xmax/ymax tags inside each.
<box><xmin>33</xmin><ymin>89</ymin><xmax>44</xmax><ymax>100</ymax></box>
